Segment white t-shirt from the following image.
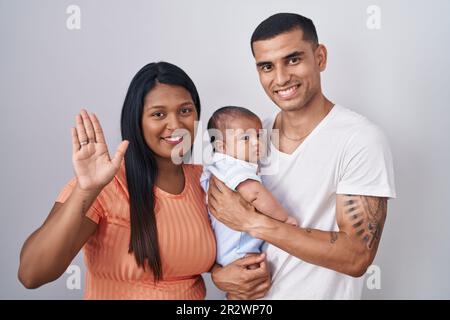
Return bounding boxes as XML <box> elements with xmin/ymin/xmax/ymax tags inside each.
<box><xmin>259</xmin><ymin>104</ymin><xmax>396</xmax><ymax>299</ymax></box>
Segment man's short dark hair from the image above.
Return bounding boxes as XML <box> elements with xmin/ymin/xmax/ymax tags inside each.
<box><xmin>250</xmin><ymin>13</ymin><xmax>318</xmax><ymax>56</ymax></box>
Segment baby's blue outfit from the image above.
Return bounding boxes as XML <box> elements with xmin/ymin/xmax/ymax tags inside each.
<box><xmin>200</xmin><ymin>153</ymin><xmax>264</xmax><ymax>266</ymax></box>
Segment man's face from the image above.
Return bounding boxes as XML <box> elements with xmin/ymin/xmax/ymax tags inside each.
<box><xmin>252</xmin><ymin>28</ymin><xmax>327</xmax><ymax>111</ymax></box>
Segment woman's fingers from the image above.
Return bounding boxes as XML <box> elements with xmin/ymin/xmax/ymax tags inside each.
<box><xmin>111</xmin><ymin>140</ymin><xmax>129</xmax><ymax>168</ymax></box>
<box><xmin>71</xmin><ymin>127</ymin><xmax>80</xmax><ymax>154</ymax></box>
<box><xmin>80</xmin><ymin>109</ymin><xmax>96</xmax><ymax>143</ymax></box>
<box><xmin>75</xmin><ymin>114</ymin><xmax>88</xmax><ymax>146</ymax></box>
<box><xmin>89</xmin><ymin>112</ymin><xmax>106</xmax><ymax>144</ymax></box>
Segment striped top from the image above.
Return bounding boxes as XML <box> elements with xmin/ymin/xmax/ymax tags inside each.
<box><xmin>56</xmin><ymin>163</ymin><xmax>216</xmax><ymax>300</ymax></box>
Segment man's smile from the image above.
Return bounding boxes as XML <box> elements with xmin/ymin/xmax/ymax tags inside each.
<box><xmin>274</xmin><ymin>84</ymin><xmax>300</xmax><ymax>100</ymax></box>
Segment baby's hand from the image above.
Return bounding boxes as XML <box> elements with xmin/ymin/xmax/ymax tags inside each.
<box><xmin>285</xmin><ymin>216</ymin><xmax>298</xmax><ymax>226</ymax></box>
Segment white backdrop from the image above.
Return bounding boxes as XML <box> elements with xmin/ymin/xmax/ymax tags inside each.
<box><xmin>1</xmin><ymin>0</ymin><xmax>449</xmax><ymax>299</ymax></box>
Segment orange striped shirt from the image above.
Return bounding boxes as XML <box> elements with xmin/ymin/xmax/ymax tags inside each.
<box><xmin>56</xmin><ymin>163</ymin><xmax>216</xmax><ymax>299</ymax></box>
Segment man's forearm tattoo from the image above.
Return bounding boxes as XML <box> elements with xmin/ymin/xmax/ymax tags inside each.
<box><xmin>344</xmin><ymin>195</ymin><xmax>387</xmax><ymax>249</ymax></box>
<box><xmin>330</xmin><ymin>231</ymin><xmax>338</xmax><ymax>244</ymax></box>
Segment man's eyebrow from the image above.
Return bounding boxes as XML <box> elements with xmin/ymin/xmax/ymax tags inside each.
<box><xmin>283</xmin><ymin>51</ymin><xmax>304</xmax><ymax>60</ymax></box>
<box><xmin>256</xmin><ymin>60</ymin><xmax>272</xmax><ymax>67</ymax></box>
<box><xmin>256</xmin><ymin>51</ymin><xmax>305</xmax><ymax>67</ymax></box>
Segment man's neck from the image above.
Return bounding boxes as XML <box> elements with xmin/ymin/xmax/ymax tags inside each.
<box><xmin>277</xmin><ymin>94</ymin><xmax>334</xmax><ymax>138</ymax></box>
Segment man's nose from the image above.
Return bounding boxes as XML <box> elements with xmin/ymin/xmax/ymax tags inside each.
<box><xmin>274</xmin><ymin>66</ymin><xmax>290</xmax><ymax>87</ymax></box>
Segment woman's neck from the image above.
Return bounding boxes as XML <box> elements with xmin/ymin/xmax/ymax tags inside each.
<box><xmin>155</xmin><ymin>157</ymin><xmax>185</xmax><ymax>195</ymax></box>
<box><xmin>156</xmin><ymin>157</ymin><xmax>183</xmax><ymax>177</ymax></box>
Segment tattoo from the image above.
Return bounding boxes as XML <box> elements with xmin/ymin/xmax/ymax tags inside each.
<box><xmin>361</xmin><ymin>197</ymin><xmax>386</xmax><ymax>249</ymax></box>
<box><xmin>343</xmin><ymin>195</ymin><xmax>387</xmax><ymax>250</ymax></box>
<box><xmin>352</xmin><ymin>220</ymin><xmax>364</xmax><ymax>229</ymax></box>
<box><xmin>330</xmin><ymin>232</ymin><xmax>338</xmax><ymax>244</ymax></box>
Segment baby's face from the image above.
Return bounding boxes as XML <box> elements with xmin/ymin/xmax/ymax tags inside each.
<box><xmin>221</xmin><ymin>117</ymin><xmax>263</xmax><ymax>163</ymax></box>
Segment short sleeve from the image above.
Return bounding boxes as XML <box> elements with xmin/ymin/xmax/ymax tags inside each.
<box><xmin>225</xmin><ymin>169</ymin><xmax>262</xmax><ymax>191</ymax></box>
<box><xmin>336</xmin><ymin>124</ymin><xmax>396</xmax><ymax>198</ymax></box>
<box><xmin>55</xmin><ymin>177</ymin><xmax>105</xmax><ymax>224</ymax></box>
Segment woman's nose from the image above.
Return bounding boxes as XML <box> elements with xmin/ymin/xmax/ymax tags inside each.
<box><xmin>165</xmin><ymin>113</ymin><xmax>182</xmax><ymax>130</ymax></box>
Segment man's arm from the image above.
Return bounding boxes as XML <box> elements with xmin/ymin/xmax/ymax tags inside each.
<box><xmin>236</xmin><ymin>179</ymin><xmax>291</xmax><ymax>223</ymax></box>
<box><xmin>208</xmin><ymin>177</ymin><xmax>387</xmax><ymax>277</ymax></box>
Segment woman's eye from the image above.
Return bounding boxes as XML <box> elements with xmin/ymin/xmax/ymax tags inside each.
<box><xmin>152</xmin><ymin>112</ymin><xmax>164</xmax><ymax>118</ymax></box>
<box><xmin>181</xmin><ymin>108</ymin><xmax>193</xmax><ymax>114</ymax></box>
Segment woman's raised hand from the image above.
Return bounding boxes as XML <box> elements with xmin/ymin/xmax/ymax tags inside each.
<box><xmin>71</xmin><ymin>109</ymin><xmax>129</xmax><ymax>192</ymax></box>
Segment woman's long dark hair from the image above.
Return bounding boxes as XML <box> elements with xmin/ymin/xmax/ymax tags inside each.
<box><xmin>120</xmin><ymin>62</ymin><xmax>201</xmax><ymax>280</ymax></box>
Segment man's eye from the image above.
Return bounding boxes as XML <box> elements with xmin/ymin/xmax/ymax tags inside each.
<box><xmin>289</xmin><ymin>57</ymin><xmax>300</xmax><ymax>64</ymax></box>
<box><xmin>261</xmin><ymin>64</ymin><xmax>272</xmax><ymax>72</ymax></box>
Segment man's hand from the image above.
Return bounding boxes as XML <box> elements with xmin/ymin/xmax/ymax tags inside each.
<box><xmin>211</xmin><ymin>253</ymin><xmax>271</xmax><ymax>300</ymax></box>
<box><xmin>208</xmin><ymin>176</ymin><xmax>259</xmax><ymax>232</ymax></box>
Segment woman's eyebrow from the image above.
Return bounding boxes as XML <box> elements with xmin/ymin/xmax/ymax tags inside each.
<box><xmin>145</xmin><ymin>105</ymin><xmax>165</xmax><ymax>110</ymax></box>
<box><xmin>178</xmin><ymin>101</ymin><xmax>194</xmax><ymax>106</ymax></box>
<box><xmin>145</xmin><ymin>101</ymin><xmax>193</xmax><ymax>110</ymax></box>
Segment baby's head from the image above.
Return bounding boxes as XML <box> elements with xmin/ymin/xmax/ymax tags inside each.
<box><xmin>207</xmin><ymin>106</ymin><xmax>263</xmax><ymax>163</ymax></box>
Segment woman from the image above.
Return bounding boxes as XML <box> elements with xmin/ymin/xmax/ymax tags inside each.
<box><xmin>18</xmin><ymin>62</ymin><xmax>217</xmax><ymax>299</ymax></box>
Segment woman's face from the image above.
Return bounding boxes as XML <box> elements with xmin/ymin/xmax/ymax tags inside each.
<box><xmin>141</xmin><ymin>82</ymin><xmax>198</xmax><ymax>162</ymax></box>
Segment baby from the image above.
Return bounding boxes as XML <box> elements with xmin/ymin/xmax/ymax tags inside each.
<box><xmin>200</xmin><ymin>106</ymin><xmax>297</xmax><ymax>268</ymax></box>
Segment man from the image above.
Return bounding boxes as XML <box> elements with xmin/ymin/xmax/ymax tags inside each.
<box><xmin>209</xmin><ymin>13</ymin><xmax>396</xmax><ymax>299</ymax></box>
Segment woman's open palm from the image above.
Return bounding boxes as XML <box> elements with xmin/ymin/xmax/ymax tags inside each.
<box><xmin>71</xmin><ymin>109</ymin><xmax>129</xmax><ymax>192</ymax></box>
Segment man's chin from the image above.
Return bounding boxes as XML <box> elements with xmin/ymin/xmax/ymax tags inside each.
<box><xmin>275</xmin><ymin>100</ymin><xmax>304</xmax><ymax>112</ymax></box>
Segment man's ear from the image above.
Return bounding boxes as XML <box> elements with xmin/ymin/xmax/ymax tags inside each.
<box><xmin>214</xmin><ymin>140</ymin><xmax>225</xmax><ymax>153</ymax></box>
<box><xmin>315</xmin><ymin>44</ymin><xmax>328</xmax><ymax>72</ymax></box>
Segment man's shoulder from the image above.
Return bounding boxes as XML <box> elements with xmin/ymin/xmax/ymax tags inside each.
<box><xmin>331</xmin><ymin>105</ymin><xmax>390</xmax><ymax>153</ymax></box>
<box><xmin>331</xmin><ymin>105</ymin><xmax>371</xmax><ymax>128</ymax></box>
<box><xmin>329</xmin><ymin>105</ymin><xmax>385</xmax><ymax>138</ymax></box>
